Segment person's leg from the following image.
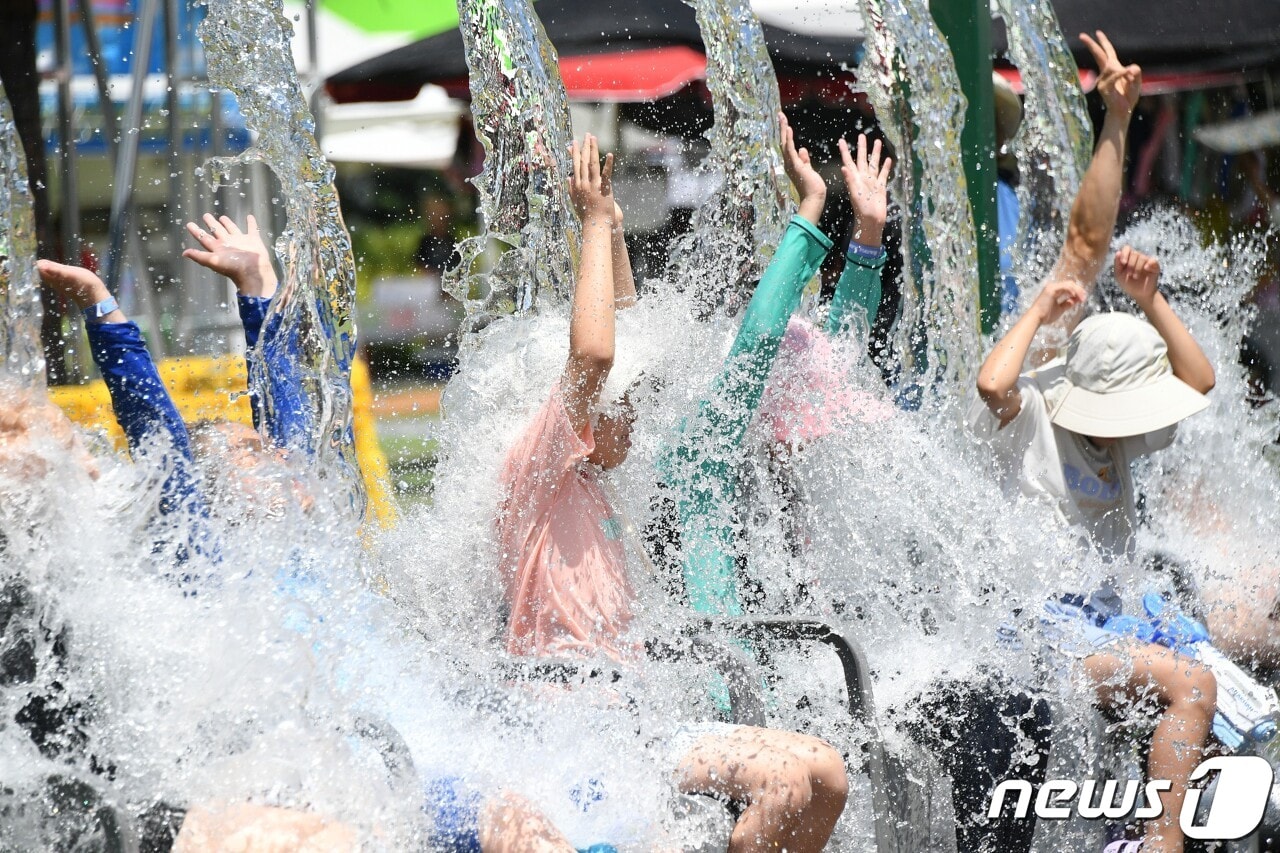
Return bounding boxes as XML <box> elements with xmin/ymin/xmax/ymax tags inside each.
<box><xmin>1083</xmin><ymin>644</ymin><xmax>1217</xmax><ymax>853</ymax></box>
<box><xmin>913</xmin><ymin>678</ymin><xmax>1052</xmax><ymax>853</ymax></box>
<box><xmin>675</xmin><ymin>726</ymin><xmax>848</xmax><ymax>853</ymax></box>
<box><xmin>173</xmin><ymin>804</ymin><xmax>357</xmax><ymax>852</ymax></box>
<box><xmin>478</xmin><ymin>792</ymin><xmax>576</xmax><ymax>853</ymax></box>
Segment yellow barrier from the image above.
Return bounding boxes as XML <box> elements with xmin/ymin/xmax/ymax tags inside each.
<box><xmin>49</xmin><ymin>355</ymin><xmax>398</xmax><ymax>528</ymax></box>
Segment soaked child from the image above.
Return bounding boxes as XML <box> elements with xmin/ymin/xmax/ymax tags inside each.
<box><xmin>971</xmin><ymin>34</ymin><xmax>1218</xmax><ymax>853</ymax></box>
<box><xmin>658</xmin><ymin>114</ymin><xmax>890</xmax><ymax>616</ymax></box>
<box><xmin>495</xmin><ymin>130</ymin><xmax>849</xmax><ymax>853</ymax></box>
<box><xmin>20</xmin><ymin>246</ymin><xmax>610</xmax><ymax>853</ymax></box>
<box><xmin>749</xmin><ymin>131</ymin><xmax>896</xmax><ymax>562</ymax></box>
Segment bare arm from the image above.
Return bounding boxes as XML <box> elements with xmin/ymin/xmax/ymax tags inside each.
<box><xmin>561</xmin><ymin>134</ymin><xmax>617</xmax><ymax>432</ymax></box>
<box><xmin>1041</xmin><ymin>30</ymin><xmax>1142</xmax><ymax>336</ymax></box>
<box><xmin>1115</xmin><ymin>245</ymin><xmax>1215</xmax><ymax>394</ymax></box>
<box><xmin>610</xmin><ymin>201</ymin><xmax>637</xmax><ymax>309</ymax></box>
<box><xmin>977</xmin><ymin>279</ymin><xmax>1087</xmax><ymax>425</ymax></box>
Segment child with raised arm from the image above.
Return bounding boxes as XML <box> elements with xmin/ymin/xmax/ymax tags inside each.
<box><xmin>659</xmin><ymin>114</ymin><xmax>836</xmax><ymax>615</ymax></box>
<box><xmin>495</xmin><ymin>132</ymin><xmax>849</xmax><ymax>853</ymax></box>
<box><xmin>661</xmin><ymin>119</ymin><xmax>896</xmax><ymax>613</ymax></box>
<box><xmin>36</xmin><ymin>260</ymin><xmax>217</xmax><ymax>567</ymax></box>
<box><xmin>38</xmin><ymin>213</ymin><xmax>314</xmax><ymax>535</ymax></box>
<box><xmin>181</xmin><ymin>212</ymin><xmax>310</xmax><ymax>452</ymax></box>
<box><xmin>757</xmin><ymin>131</ymin><xmax>895</xmax><ymax>454</ymax></box>
<box><xmin>971</xmin><ymin>31</ymin><xmax>1218</xmax><ymax>853</ymax></box>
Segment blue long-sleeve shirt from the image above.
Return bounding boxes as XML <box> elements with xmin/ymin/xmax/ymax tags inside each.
<box><xmin>86</xmin><ymin>321</ymin><xmax>200</xmax><ymax>508</ymax></box>
<box><xmin>236</xmin><ymin>295</ymin><xmax>310</xmax><ymax>450</ymax></box>
<box><xmin>86</xmin><ymin>321</ymin><xmax>213</xmax><ymax>564</ymax></box>
<box><xmin>85</xmin><ymin>297</ymin><xmax>310</xmax><ymax>566</ymax></box>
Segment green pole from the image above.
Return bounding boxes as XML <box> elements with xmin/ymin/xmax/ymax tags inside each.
<box><xmin>930</xmin><ymin>0</ymin><xmax>1000</xmax><ymax>334</ymax></box>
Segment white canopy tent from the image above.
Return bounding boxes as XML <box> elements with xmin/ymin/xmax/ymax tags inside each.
<box><xmin>749</xmin><ymin>0</ymin><xmax>865</xmax><ymax>38</ymax></box>
<box><xmin>283</xmin><ymin>0</ymin><xmax>462</xmax><ymax>169</ymax></box>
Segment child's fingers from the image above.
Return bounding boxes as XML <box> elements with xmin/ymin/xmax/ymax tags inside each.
<box><xmin>798</xmin><ymin>147</ymin><xmax>810</xmax><ymax>166</ymax></box>
<box><xmin>203</xmin><ymin>213</ymin><xmax>223</xmax><ymax>235</ymax></box>
<box><xmin>569</xmin><ymin>140</ymin><xmax>582</xmax><ymax>186</ymax></box>
<box><xmin>1079</xmin><ymin>33</ymin><xmax>1106</xmax><ymax>68</ymax></box>
<box><xmin>35</xmin><ymin>258</ymin><xmax>74</xmax><ymax>282</ymax></box>
<box><xmin>586</xmin><ymin>135</ymin><xmax>599</xmax><ymax>183</ymax></box>
<box><xmin>856</xmin><ymin>133</ymin><xmax>867</xmax><ymax>173</ymax></box>
<box><xmin>879</xmin><ymin>157</ymin><xmax>893</xmax><ymax>183</ymax></box>
<box><xmin>869</xmin><ymin>138</ymin><xmax>883</xmax><ymax>172</ymax></box>
<box><xmin>837</xmin><ymin>137</ymin><xmax>853</xmax><ymax>169</ymax></box>
<box><xmin>601</xmin><ymin>152</ymin><xmax>615</xmax><ymax>193</ymax></box>
<box><xmin>219</xmin><ymin>215</ymin><xmax>242</xmax><ymax>236</ymax></box>
<box><xmin>1096</xmin><ymin>30</ymin><xmax>1118</xmax><ymax>64</ymax></box>
<box><xmin>246</xmin><ymin>214</ymin><xmax>259</xmax><ymax>234</ymax></box>
<box><xmin>185</xmin><ymin>222</ymin><xmax>214</xmax><ymax>248</ymax></box>
<box><xmin>182</xmin><ymin>248</ymin><xmax>216</xmax><ymax>268</ymax></box>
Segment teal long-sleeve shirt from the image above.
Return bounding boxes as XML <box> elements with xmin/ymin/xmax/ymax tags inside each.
<box><xmin>661</xmin><ymin>216</ymin><xmax>832</xmax><ymax>616</ymax></box>
<box><xmin>827</xmin><ymin>243</ymin><xmax>887</xmax><ymax>338</ymax></box>
<box><xmin>661</xmin><ymin>223</ymin><xmax>887</xmax><ymax>617</ymax></box>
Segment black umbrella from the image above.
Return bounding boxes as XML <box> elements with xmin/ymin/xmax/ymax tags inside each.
<box><xmin>995</xmin><ymin>0</ymin><xmax>1280</xmax><ymax>74</ymax></box>
<box><xmin>325</xmin><ymin>0</ymin><xmax>862</xmax><ymax>104</ymax></box>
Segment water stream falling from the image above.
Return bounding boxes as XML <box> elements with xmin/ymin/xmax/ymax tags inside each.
<box><xmin>853</xmin><ymin>0</ymin><xmax>982</xmax><ymax>396</ymax></box>
<box><xmin>4</xmin><ymin>0</ymin><xmax>1280</xmax><ymax>849</ymax></box>
<box><xmin>0</xmin><ymin>82</ymin><xmax>44</xmax><ymax>386</ymax></box>
<box><xmin>445</xmin><ymin>0</ymin><xmax>579</xmax><ymax>318</ymax></box>
<box><xmin>665</xmin><ymin>0</ymin><xmax>794</xmax><ymax>315</ymax></box>
<box><xmin>199</xmin><ymin>0</ymin><xmax>364</xmax><ymax>517</ymax></box>
<box><xmin>992</xmin><ymin>0</ymin><xmax>1094</xmax><ymax>298</ymax></box>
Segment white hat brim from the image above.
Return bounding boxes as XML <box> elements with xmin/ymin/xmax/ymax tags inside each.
<box><xmin>1048</xmin><ymin>373</ymin><xmax>1209</xmax><ymax>438</ymax></box>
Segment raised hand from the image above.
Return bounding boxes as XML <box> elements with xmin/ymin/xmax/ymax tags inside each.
<box><xmin>36</xmin><ymin>260</ymin><xmax>124</xmax><ymax>321</ymax></box>
<box><xmin>838</xmin><ymin>133</ymin><xmax>891</xmax><ymax>247</ymax></box>
<box><xmin>1031</xmin><ymin>279</ymin><xmax>1088</xmax><ymax>327</ymax></box>
<box><xmin>569</xmin><ymin>134</ymin><xmax>615</xmax><ymax>227</ymax></box>
<box><xmin>780</xmin><ymin>111</ymin><xmax>827</xmax><ymax>225</ymax></box>
<box><xmin>1114</xmin><ymin>245</ymin><xmax>1161</xmax><ymax>309</ymax></box>
<box><xmin>1081</xmin><ymin>30</ymin><xmax>1141</xmax><ymax>119</ymax></box>
<box><xmin>183</xmin><ymin>213</ymin><xmax>278</xmax><ymax>298</ymax></box>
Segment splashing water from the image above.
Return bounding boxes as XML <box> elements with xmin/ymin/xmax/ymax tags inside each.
<box><xmin>854</xmin><ymin>0</ymin><xmax>982</xmax><ymax>393</ymax></box>
<box><xmin>992</xmin><ymin>0</ymin><xmax>1094</xmax><ymax>295</ymax></box>
<box><xmin>445</xmin><ymin>0</ymin><xmax>579</xmax><ymax>318</ymax></box>
<box><xmin>665</xmin><ymin>0</ymin><xmax>795</xmax><ymax>315</ymax></box>
<box><xmin>0</xmin><ymin>82</ymin><xmax>44</xmax><ymax>386</ymax></box>
<box><xmin>5</xmin><ymin>1</ymin><xmax>1278</xmax><ymax>849</ymax></box>
<box><xmin>199</xmin><ymin>0</ymin><xmax>364</xmax><ymax>518</ymax></box>
<box><xmin>1120</xmin><ymin>212</ymin><xmax>1280</xmax><ymax>654</ymax></box>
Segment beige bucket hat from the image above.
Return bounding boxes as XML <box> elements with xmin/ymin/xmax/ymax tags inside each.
<box><xmin>1045</xmin><ymin>312</ymin><xmax>1209</xmax><ymax>438</ymax></box>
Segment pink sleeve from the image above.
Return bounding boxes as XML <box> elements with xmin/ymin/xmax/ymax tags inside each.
<box><xmin>500</xmin><ymin>383</ymin><xmax>595</xmax><ymax>516</ymax></box>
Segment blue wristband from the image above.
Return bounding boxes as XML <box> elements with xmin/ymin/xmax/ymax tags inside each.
<box><xmin>82</xmin><ymin>295</ymin><xmax>119</xmax><ymax>323</ymax></box>
<box><xmin>846</xmin><ymin>241</ymin><xmax>885</xmax><ymax>261</ymax></box>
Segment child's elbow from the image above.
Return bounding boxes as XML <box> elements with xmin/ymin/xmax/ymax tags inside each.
<box><xmin>1066</xmin><ymin>219</ymin><xmax>1106</xmax><ymax>258</ymax></box>
<box><xmin>570</xmin><ymin>344</ymin><xmax>614</xmax><ymax>376</ymax></box>
<box><xmin>976</xmin><ymin>374</ymin><xmax>1004</xmax><ymax>403</ymax></box>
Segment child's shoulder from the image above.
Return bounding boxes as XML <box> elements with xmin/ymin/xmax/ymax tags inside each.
<box><xmin>1023</xmin><ymin>357</ymin><xmax>1066</xmax><ymax>395</ymax></box>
